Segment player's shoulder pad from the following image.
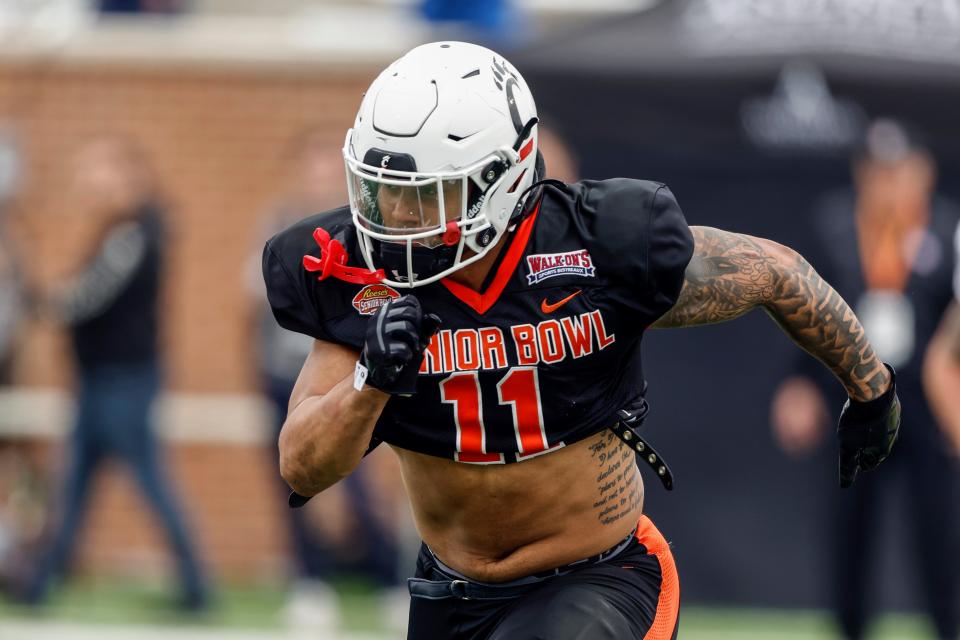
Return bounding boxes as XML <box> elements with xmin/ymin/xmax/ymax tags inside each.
<box><xmin>564</xmin><ymin>178</ymin><xmax>693</xmax><ymax>301</ymax></box>
<box><xmin>261</xmin><ymin>206</ymin><xmax>355</xmax><ymax>341</ymax></box>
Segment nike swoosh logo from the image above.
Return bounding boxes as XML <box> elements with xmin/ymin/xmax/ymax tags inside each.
<box><xmin>541</xmin><ymin>289</ymin><xmax>582</xmax><ymax>313</ymax></box>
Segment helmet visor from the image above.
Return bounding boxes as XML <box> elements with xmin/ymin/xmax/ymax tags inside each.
<box><xmin>348</xmin><ymin>170</ymin><xmax>467</xmax><ymax>248</ymax></box>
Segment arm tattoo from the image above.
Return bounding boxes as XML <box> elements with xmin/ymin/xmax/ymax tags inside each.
<box><xmin>651</xmin><ymin>226</ymin><xmax>889</xmax><ymax>401</ymax></box>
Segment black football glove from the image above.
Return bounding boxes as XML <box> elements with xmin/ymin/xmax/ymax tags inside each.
<box><xmin>837</xmin><ymin>364</ymin><xmax>900</xmax><ymax>488</ymax></box>
<box><xmin>359</xmin><ymin>295</ymin><xmax>441</xmax><ymax>396</ymax></box>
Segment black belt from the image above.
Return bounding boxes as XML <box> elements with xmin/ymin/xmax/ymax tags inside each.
<box><xmin>408</xmin><ymin>577</ymin><xmax>536</xmax><ymax>601</ymax></box>
<box><xmin>410</xmin><ymin>526</ymin><xmax>638</xmax><ymax>601</ymax></box>
<box><xmin>610</xmin><ymin>397</ymin><xmax>674</xmax><ymax>491</ymax></box>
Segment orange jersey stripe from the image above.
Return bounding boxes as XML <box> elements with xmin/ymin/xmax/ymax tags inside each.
<box><xmin>636</xmin><ymin>515</ymin><xmax>680</xmax><ymax>640</ymax></box>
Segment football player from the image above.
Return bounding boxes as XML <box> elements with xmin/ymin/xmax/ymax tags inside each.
<box><xmin>926</xmin><ymin>205</ymin><xmax>960</xmax><ymax>455</ymax></box>
<box><xmin>263</xmin><ymin>42</ymin><xmax>900</xmax><ymax>639</ymax></box>
<box><xmin>928</xmin><ymin>303</ymin><xmax>960</xmax><ymax>456</ymax></box>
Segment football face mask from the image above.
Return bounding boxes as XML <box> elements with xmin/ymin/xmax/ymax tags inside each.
<box><xmin>344</xmin><ymin>144</ymin><xmax>500</xmax><ymax>287</ymax></box>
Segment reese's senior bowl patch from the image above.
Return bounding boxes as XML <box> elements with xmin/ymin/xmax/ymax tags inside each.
<box><xmin>352</xmin><ymin>284</ymin><xmax>401</xmax><ymax>315</ymax></box>
<box><xmin>526</xmin><ymin>249</ymin><xmax>596</xmax><ymax>285</ymax></box>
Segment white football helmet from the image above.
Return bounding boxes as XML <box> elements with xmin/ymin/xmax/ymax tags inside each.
<box><xmin>343</xmin><ymin>41</ymin><xmax>540</xmax><ymax>288</ymax></box>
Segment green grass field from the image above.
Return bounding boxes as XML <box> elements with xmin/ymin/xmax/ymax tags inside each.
<box><xmin>0</xmin><ymin>580</ymin><xmax>935</xmax><ymax>639</ymax></box>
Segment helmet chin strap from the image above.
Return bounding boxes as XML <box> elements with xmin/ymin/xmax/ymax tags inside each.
<box><xmin>510</xmin><ymin>150</ymin><xmax>553</xmax><ymax>214</ymax></box>
<box><xmin>375</xmin><ymin>238</ymin><xmax>459</xmax><ymax>284</ymax></box>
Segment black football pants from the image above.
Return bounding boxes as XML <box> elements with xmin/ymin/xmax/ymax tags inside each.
<box><xmin>406</xmin><ymin>515</ymin><xmax>680</xmax><ymax>640</ymax></box>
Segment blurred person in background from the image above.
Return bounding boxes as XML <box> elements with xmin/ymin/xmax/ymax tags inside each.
<box><xmin>97</xmin><ymin>0</ymin><xmax>185</xmax><ymax>15</ymax></box>
<box><xmin>20</xmin><ymin>134</ymin><xmax>209</xmax><ymax>612</ymax></box>
<box><xmin>0</xmin><ymin>131</ymin><xmax>24</xmax><ymax>384</ymax></box>
<box><xmin>418</xmin><ymin>0</ymin><xmax>522</xmax><ymax>46</ymax></box>
<box><xmin>0</xmin><ymin>441</ymin><xmax>46</xmax><ymax>598</ymax></box>
<box><xmin>247</xmin><ymin>128</ymin><xmax>409</xmax><ymax>631</ymax></box>
<box><xmin>264</xmin><ymin>42</ymin><xmax>900</xmax><ymax>639</ymax></box>
<box><xmin>0</xmin><ymin>131</ymin><xmax>42</xmax><ymax>596</ymax></box>
<box><xmin>771</xmin><ymin>118</ymin><xmax>960</xmax><ymax>640</ymax></box>
<box><xmin>0</xmin><ymin>215</ymin><xmax>23</xmax><ymax>384</ymax></box>
<box><xmin>926</xmin><ymin>290</ymin><xmax>960</xmax><ymax>457</ymax></box>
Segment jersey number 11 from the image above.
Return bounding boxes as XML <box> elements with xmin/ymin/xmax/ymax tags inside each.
<box><xmin>440</xmin><ymin>367</ymin><xmax>558</xmax><ymax>463</ymax></box>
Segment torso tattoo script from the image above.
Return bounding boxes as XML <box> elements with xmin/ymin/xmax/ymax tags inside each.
<box><xmin>589</xmin><ymin>431</ymin><xmax>642</xmax><ymax>526</ymax></box>
<box><xmin>651</xmin><ymin>226</ymin><xmax>889</xmax><ymax>402</ymax></box>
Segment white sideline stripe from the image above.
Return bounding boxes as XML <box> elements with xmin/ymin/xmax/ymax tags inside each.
<box><xmin>0</xmin><ymin>388</ymin><xmax>275</xmax><ymax>445</ymax></box>
<box><xmin>0</xmin><ymin>620</ymin><xmax>395</xmax><ymax>640</ymax></box>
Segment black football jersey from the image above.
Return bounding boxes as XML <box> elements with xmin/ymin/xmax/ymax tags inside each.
<box><xmin>263</xmin><ymin>179</ymin><xmax>693</xmax><ymax>463</ymax></box>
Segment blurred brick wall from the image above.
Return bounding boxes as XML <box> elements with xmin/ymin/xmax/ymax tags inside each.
<box><xmin>0</xmin><ymin>62</ymin><xmax>370</xmax><ymax>392</ymax></box>
<box><xmin>0</xmin><ymin>61</ymin><xmax>377</xmax><ymax>581</ymax></box>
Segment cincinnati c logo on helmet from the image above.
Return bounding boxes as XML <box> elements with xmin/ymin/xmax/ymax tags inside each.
<box><xmin>490</xmin><ymin>57</ymin><xmax>517</xmax><ymax>89</ymax></box>
<box><xmin>491</xmin><ymin>58</ymin><xmax>524</xmax><ymax>135</ymax></box>
<box><xmin>381</xmin><ymin>155</ymin><xmax>391</xmax><ymax>168</ymax></box>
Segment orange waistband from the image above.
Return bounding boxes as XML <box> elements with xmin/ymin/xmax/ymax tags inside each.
<box><xmin>635</xmin><ymin>514</ymin><xmax>680</xmax><ymax>640</ymax></box>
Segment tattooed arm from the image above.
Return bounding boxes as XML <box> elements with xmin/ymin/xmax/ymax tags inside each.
<box><xmin>650</xmin><ymin>226</ymin><xmax>891</xmax><ymax>402</ymax></box>
<box><xmin>924</xmin><ymin>303</ymin><xmax>960</xmax><ymax>455</ymax></box>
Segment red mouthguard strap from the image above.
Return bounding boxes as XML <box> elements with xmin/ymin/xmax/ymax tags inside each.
<box><xmin>302</xmin><ymin>228</ymin><xmax>384</xmax><ymax>285</ymax></box>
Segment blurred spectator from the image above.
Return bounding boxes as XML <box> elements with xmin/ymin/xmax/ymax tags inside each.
<box><xmin>0</xmin><ymin>240</ymin><xmax>22</xmax><ymax>384</ymax></box>
<box><xmin>0</xmin><ymin>131</ymin><xmax>24</xmax><ymax>384</ymax></box>
<box><xmin>420</xmin><ymin>0</ymin><xmax>511</xmax><ymax>30</ymax></box>
<box><xmin>248</xmin><ymin>128</ymin><xmax>408</xmax><ymax>631</ymax></box>
<box><xmin>98</xmin><ymin>0</ymin><xmax>185</xmax><ymax>15</ymax></box>
<box><xmin>21</xmin><ymin>135</ymin><xmax>209</xmax><ymax>611</ymax></box>
<box><xmin>0</xmin><ymin>131</ymin><xmax>39</xmax><ymax>596</ymax></box>
<box><xmin>771</xmin><ymin>119</ymin><xmax>960</xmax><ymax>640</ymax></box>
<box><xmin>0</xmin><ymin>441</ymin><xmax>45</xmax><ymax>595</ymax></box>
<box><xmin>418</xmin><ymin>0</ymin><xmax>524</xmax><ymax>46</ymax></box>
<box><xmin>925</xmin><ymin>300</ymin><xmax>960</xmax><ymax>457</ymax></box>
